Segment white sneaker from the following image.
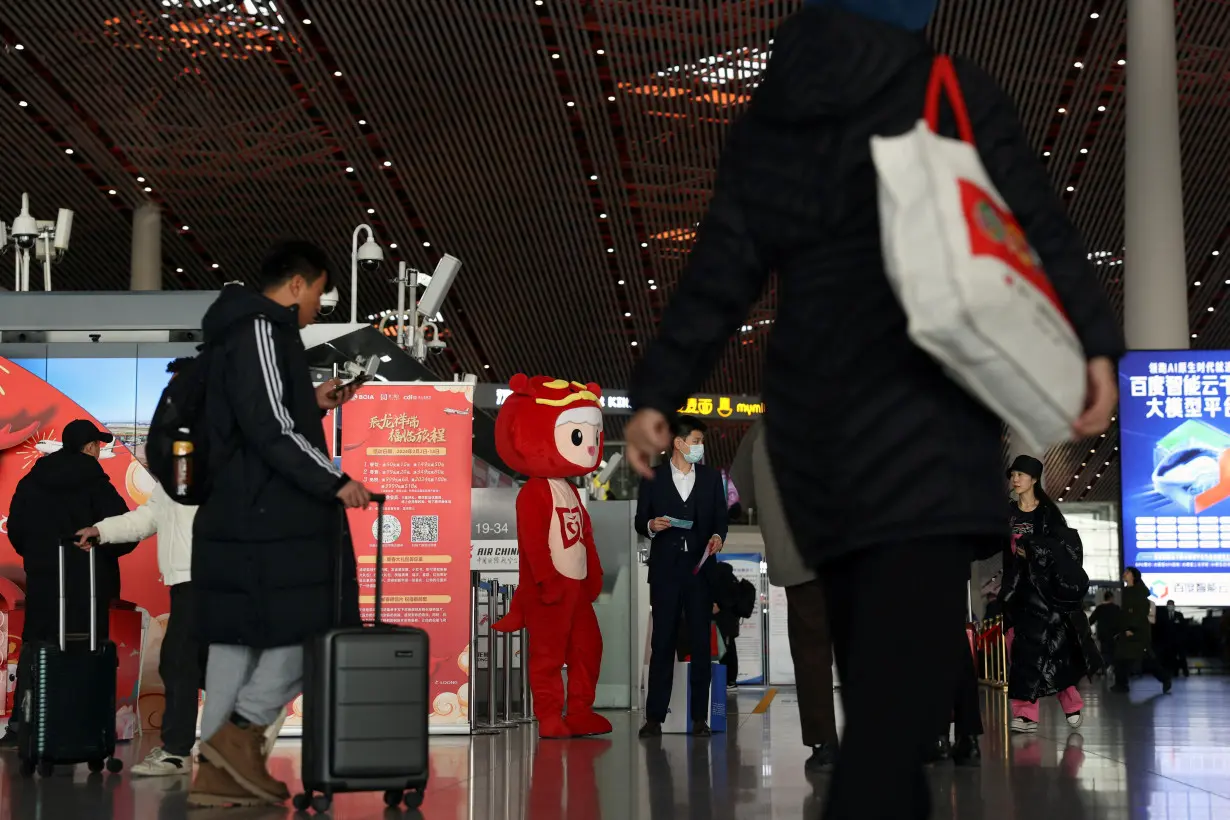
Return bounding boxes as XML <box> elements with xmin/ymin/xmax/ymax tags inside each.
<box><xmin>1010</xmin><ymin>717</ymin><xmax>1038</xmax><ymax>734</ymax></box>
<box><xmin>1065</xmin><ymin>711</ymin><xmax>1084</xmax><ymax>728</ymax></box>
<box><xmin>130</xmin><ymin>747</ymin><xmax>191</xmax><ymax>777</ymax></box>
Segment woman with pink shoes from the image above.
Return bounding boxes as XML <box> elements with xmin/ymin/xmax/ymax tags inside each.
<box><xmin>1002</xmin><ymin>456</ymin><xmax>1103</xmax><ymax>734</ymax></box>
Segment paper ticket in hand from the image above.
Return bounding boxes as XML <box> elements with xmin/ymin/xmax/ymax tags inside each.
<box><xmin>693</xmin><ymin>550</ymin><xmax>710</xmax><ymax>575</ymax></box>
<box><xmin>665</xmin><ymin>516</ymin><xmax>694</xmax><ymax>530</ymax></box>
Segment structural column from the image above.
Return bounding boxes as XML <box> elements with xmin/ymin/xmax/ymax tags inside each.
<box><xmin>1123</xmin><ymin>0</ymin><xmax>1189</xmax><ymax>349</ymax></box>
<box><xmin>130</xmin><ymin>202</ymin><xmax>162</xmax><ymax>291</ymax></box>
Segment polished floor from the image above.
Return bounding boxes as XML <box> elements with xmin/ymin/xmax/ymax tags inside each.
<box><xmin>4</xmin><ymin>676</ymin><xmax>1230</xmax><ymax>818</ymax></box>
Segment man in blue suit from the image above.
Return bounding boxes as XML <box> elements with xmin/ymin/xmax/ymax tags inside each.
<box><xmin>635</xmin><ymin>416</ymin><xmax>729</xmax><ymax>737</ymax></box>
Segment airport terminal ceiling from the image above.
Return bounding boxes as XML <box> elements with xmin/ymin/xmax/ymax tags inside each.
<box><xmin>2</xmin><ymin>0</ymin><xmax>1230</xmax><ymax>495</ymax></box>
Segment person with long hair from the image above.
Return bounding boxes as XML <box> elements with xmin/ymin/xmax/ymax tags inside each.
<box><xmin>1002</xmin><ymin>455</ymin><xmax>1102</xmax><ymax>733</ymax></box>
<box><xmin>1113</xmin><ymin>567</ymin><xmax>1173</xmax><ymax>695</ymax></box>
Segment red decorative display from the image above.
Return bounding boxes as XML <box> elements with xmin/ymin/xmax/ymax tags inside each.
<box><xmin>339</xmin><ymin>383</ymin><xmax>474</xmax><ymax>729</ymax></box>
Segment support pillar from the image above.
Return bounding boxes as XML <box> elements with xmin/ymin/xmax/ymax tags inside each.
<box><xmin>130</xmin><ymin>202</ymin><xmax>162</xmax><ymax>291</ymax></box>
<box><xmin>1123</xmin><ymin>0</ymin><xmax>1189</xmax><ymax>349</ymax></box>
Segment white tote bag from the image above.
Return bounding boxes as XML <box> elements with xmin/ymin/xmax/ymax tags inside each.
<box><xmin>871</xmin><ymin>56</ymin><xmax>1086</xmax><ymax>455</ymax></box>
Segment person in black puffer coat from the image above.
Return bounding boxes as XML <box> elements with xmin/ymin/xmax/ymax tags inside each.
<box><xmin>1003</xmin><ymin>456</ymin><xmax>1102</xmax><ymax>734</ymax></box>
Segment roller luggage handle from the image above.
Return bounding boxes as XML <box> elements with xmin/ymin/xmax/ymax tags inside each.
<box><xmin>58</xmin><ymin>536</ymin><xmax>99</xmax><ymax>653</ymax></box>
<box><xmin>370</xmin><ymin>493</ymin><xmax>386</xmax><ymax>627</ymax></box>
<box><xmin>333</xmin><ymin>493</ymin><xmax>388</xmax><ymax>630</ymax></box>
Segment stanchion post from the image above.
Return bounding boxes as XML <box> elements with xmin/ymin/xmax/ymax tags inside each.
<box><xmin>500</xmin><ymin>584</ymin><xmax>515</xmax><ymax>724</ymax></box>
<box><xmin>487</xmin><ymin>579</ymin><xmax>515</xmax><ymax>729</ymax></box>
<box><xmin>518</xmin><ymin>624</ymin><xmax>534</xmax><ymax>723</ymax></box>
<box><xmin>472</xmin><ymin>577</ymin><xmax>503</xmax><ymax>734</ymax></box>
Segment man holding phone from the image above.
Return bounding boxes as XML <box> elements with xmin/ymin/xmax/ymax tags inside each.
<box><xmin>635</xmin><ymin>416</ymin><xmax>728</xmax><ymax>737</ymax></box>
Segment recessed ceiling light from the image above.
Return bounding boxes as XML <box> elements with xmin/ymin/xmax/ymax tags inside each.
<box><xmin>176</xmin><ymin>267</ymin><xmax>183</xmax><ymax>273</ymax></box>
<box><xmin>14</xmin><ymin>44</ymin><xmax>23</xmax><ymax>51</ymax></box>
<box><xmin>641</xmin><ymin>242</ymin><xmax>648</xmax><ymax>248</ymax></box>
<box><xmin>590</xmin><ymin>175</ymin><xmax>598</xmax><ymax>181</ymax></box>
<box><xmin>1058</xmin><ymin>107</ymin><xmax>1066</xmax><ymax>114</ymax></box>
<box><xmin>607</xmin><ymin>96</ymin><xmax>616</xmax><ymax>102</ymax></box>
<box><xmin>1090</xmin><ymin>12</ymin><xmax>1099</xmax><ymax>18</ymax></box>
<box><xmin>624</xmin><ymin>312</ymin><xmax>631</xmax><ymax>317</ymax></box>
<box><xmin>334</xmin><ymin>71</ymin><xmax>343</xmax><ymax>77</ymax></box>
<box><xmin>1209</xmin><ymin>307</ymin><xmax>1216</xmax><ymax>312</ymax></box>
<box><xmin>617</xmin><ymin>279</ymin><xmax>625</xmax><ymax>285</ymax></box>
<box><xmin>64</xmin><ymin>148</ymin><xmax>74</xmax><ymax>155</ymax></box>
<box><xmin>566</xmin><ymin>101</ymin><xmax>575</xmax><ymax>107</ymax></box>
<box><xmin>1193</xmin><ymin>333</ymin><xmax>1199</xmax><ymax>339</ymax></box>
<box><xmin>144</xmin><ymin>187</ymin><xmax>152</xmax><ymax>192</ymax></box>
<box><xmin>1066</xmin><ymin>186</ymin><xmax>1075</xmax><ymax>192</ymax></box>
<box><xmin>1074</xmin><ymin>62</ymin><xmax>1083</xmax><ymax>69</ymax></box>
<box><xmin>597</xmin><ymin>49</ymin><xmax>605</xmax><ymax>55</ymax></box>
<box><xmin>137</xmin><ymin>176</ymin><xmax>145</xmax><ymax>182</ymax></box>
<box><xmin>1080</xmin><ymin>148</ymin><xmax>1088</xmax><ymax>154</ymax></box>
<box><xmin>18</xmin><ymin>101</ymin><xmax>27</xmax><ymax>107</ymax></box>
<box><xmin>1195</xmin><ymin>281</ymin><xmax>1202</xmax><ymax>286</ymax></box>
<box><xmin>535</xmin><ymin>0</ymin><xmax>543</xmax><ymax>5</ymax></box>
<box><xmin>423</xmin><ymin>242</ymin><xmax>431</xmax><ymax>247</ymax></box>
<box><xmin>346</xmin><ymin>166</ymin><xmax>355</xmax><ymax>173</ymax></box>
<box><xmin>182</xmin><ymin>225</ymin><xmax>189</xmax><ymax>231</ymax></box>
<box><xmin>389</xmin><ymin>243</ymin><xmax>398</xmax><ymax>249</ymax></box>
<box><xmin>1043</xmin><ymin>151</ymin><xmax>1051</xmax><ymax>157</ymax></box>
<box><xmin>648</xmin><ymin>279</ymin><xmax>655</xmax><ymax>285</ymax></box>
<box><xmin>631</xmin><ymin>341</ymin><xmax>638</xmax><ymax>346</ymax></box>
<box><xmin>358</xmin><ymin>120</ymin><xmax>366</xmax><ymax>125</ymax></box>
<box><xmin>1097</xmin><ymin>105</ymin><xmax>1106</xmax><ymax>112</ymax></box>
<box><xmin>650</xmin><ymin>285</ymin><xmax>658</xmax><ymax>290</ymax></box>
<box><xmin>1118</xmin><ymin>59</ymin><xmax>1126</xmax><ymax>66</ymax></box>
<box><xmin>383</xmin><ymin>160</ymin><xmax>392</xmax><ymax>167</ymax></box>
<box><xmin>108</xmin><ymin>189</ymin><xmax>116</xmax><ymax>195</ymax></box>
<box><xmin>212</xmin><ymin>263</ymin><xmax>220</xmax><ymax>269</ymax></box>
<box><xmin>303</xmin><ymin>18</ymin><xmax>311</xmax><ymax>24</ymax></box>
<box><xmin>367</xmin><ymin>208</ymin><xmax>375</xmax><ymax>214</ymax></box>
<box><xmin>1214</xmin><ymin>250</ymin><xmax>1221</xmax><ymax>256</ymax></box>
<box><xmin>607</xmin><ymin>248</ymin><xmax>614</xmax><ymax>253</ymax></box>
<box><xmin>552</xmin><ymin>54</ymin><xmax>560</xmax><ymax>60</ymax></box>
<box><xmin>483</xmin><ymin>364</ymin><xmax>490</xmax><ymax>369</ymax></box>
<box><xmin>599</xmin><ymin>213</ymin><xmax>607</xmax><ymax>219</ymax></box>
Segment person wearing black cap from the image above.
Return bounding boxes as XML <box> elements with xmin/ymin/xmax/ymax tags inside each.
<box><xmin>1002</xmin><ymin>454</ymin><xmax>1101</xmax><ymax>734</ymax></box>
<box><xmin>0</xmin><ymin>419</ymin><xmax>137</xmax><ymax>745</ymax></box>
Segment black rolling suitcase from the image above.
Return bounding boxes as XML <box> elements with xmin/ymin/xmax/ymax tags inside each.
<box><xmin>18</xmin><ymin>541</ymin><xmax>123</xmax><ymax>777</ymax></box>
<box><xmin>296</xmin><ymin>494</ymin><xmax>430</xmax><ymax>814</ymax></box>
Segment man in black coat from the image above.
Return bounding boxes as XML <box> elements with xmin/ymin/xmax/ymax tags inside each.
<box><xmin>622</xmin><ymin>1</ymin><xmax>1122</xmax><ymax>816</ymax></box>
<box><xmin>1</xmin><ymin>419</ymin><xmax>136</xmax><ymax>744</ymax></box>
<box><xmin>188</xmin><ymin>241</ymin><xmax>374</xmax><ymax>808</ymax></box>
<box><xmin>635</xmin><ymin>416</ymin><xmax>729</xmax><ymax>737</ymax></box>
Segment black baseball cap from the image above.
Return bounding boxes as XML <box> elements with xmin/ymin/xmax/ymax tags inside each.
<box><xmin>62</xmin><ymin>419</ymin><xmax>114</xmax><ymax>453</ymax></box>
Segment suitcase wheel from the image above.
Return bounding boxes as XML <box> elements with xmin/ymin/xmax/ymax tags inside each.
<box><xmin>291</xmin><ymin>793</ymin><xmax>312</xmax><ymax>812</ymax></box>
<box><xmin>404</xmin><ymin>789</ymin><xmax>425</xmax><ymax>810</ymax></box>
<box><xmin>106</xmin><ymin>758</ymin><xmax>123</xmax><ymax>774</ymax></box>
<box><xmin>311</xmin><ymin>794</ymin><xmax>332</xmax><ymax>814</ymax></box>
<box><xmin>383</xmin><ymin>790</ymin><xmax>403</xmax><ymax>808</ymax></box>
<box><xmin>88</xmin><ymin>759</ymin><xmax>105</xmax><ymax>774</ymax></box>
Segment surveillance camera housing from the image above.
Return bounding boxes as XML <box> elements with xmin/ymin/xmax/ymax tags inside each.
<box><xmin>356</xmin><ymin>236</ymin><xmax>384</xmax><ymax>274</ymax></box>
<box><xmin>417</xmin><ymin>254</ymin><xmax>461</xmax><ymax>319</ymax></box>
<box><xmin>54</xmin><ymin>209</ymin><xmax>73</xmax><ymax>251</ymax></box>
<box><xmin>319</xmin><ymin>288</ymin><xmax>339</xmax><ymax>315</ymax></box>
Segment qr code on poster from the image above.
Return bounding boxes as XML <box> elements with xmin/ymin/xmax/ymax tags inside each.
<box><xmin>411</xmin><ymin>515</ymin><xmax>439</xmax><ymax>544</ymax></box>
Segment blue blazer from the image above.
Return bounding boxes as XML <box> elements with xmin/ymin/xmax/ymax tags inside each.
<box><xmin>635</xmin><ymin>461</ymin><xmax>729</xmax><ymax>583</ymax></box>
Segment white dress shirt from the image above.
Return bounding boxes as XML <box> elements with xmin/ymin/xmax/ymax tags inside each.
<box><xmin>649</xmin><ymin>460</ymin><xmax>696</xmax><ymax>539</ymax></box>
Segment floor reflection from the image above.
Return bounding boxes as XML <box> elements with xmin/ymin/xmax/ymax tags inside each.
<box><xmin>2</xmin><ymin>677</ymin><xmax>1230</xmax><ymax>818</ymax></box>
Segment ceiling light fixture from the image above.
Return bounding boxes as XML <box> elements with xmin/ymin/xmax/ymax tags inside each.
<box><xmin>1210</xmin><ymin>307</ymin><xmax>1216</xmax><ymax>312</ymax></box>
<box><xmin>14</xmin><ymin>44</ymin><xmax>23</xmax><ymax>51</ymax></box>
<box><xmin>1043</xmin><ymin>151</ymin><xmax>1051</xmax><ymax>157</ymax></box>
<box><xmin>590</xmin><ymin>175</ymin><xmax>598</xmax><ymax>181</ymax></box>
<box><xmin>1066</xmin><ymin>186</ymin><xmax>1075</xmax><ymax>192</ymax></box>
<box><xmin>212</xmin><ymin>263</ymin><xmax>220</xmax><ymax>269</ymax></box>
<box><xmin>383</xmin><ymin>160</ymin><xmax>392</xmax><ymax>167</ymax></box>
<box><xmin>346</xmin><ymin>166</ymin><xmax>355</xmax><ymax>173</ymax></box>
<box><xmin>143</xmin><ymin>187</ymin><xmax>152</xmax><ymax>192</ymax></box>
<box><xmin>608</xmin><ymin>96</ymin><xmax>616</xmax><ymax>102</ymax></box>
<box><xmin>389</xmin><ymin>243</ymin><xmax>398</xmax><ymax>249</ymax></box>
<box><xmin>1214</xmin><ymin>250</ymin><xmax>1221</xmax><ymax>256</ymax></box>
<box><xmin>631</xmin><ymin>341</ymin><xmax>638</xmax><ymax>346</ymax></box>
<box><xmin>108</xmin><ymin>189</ymin><xmax>116</xmax><ymax>195</ymax></box>
<box><xmin>18</xmin><ymin>101</ymin><xmax>27</xmax><ymax>107</ymax></box>
<box><xmin>1195</xmin><ymin>281</ymin><xmax>1202</xmax><ymax>286</ymax></box>
<box><xmin>334</xmin><ymin>71</ymin><xmax>343</xmax><ymax>77</ymax></box>
<box><xmin>303</xmin><ymin>18</ymin><xmax>311</xmax><ymax>24</ymax></box>
<box><xmin>1074</xmin><ymin>62</ymin><xmax>1083</xmax><ymax>69</ymax></box>
<box><xmin>566</xmin><ymin>101</ymin><xmax>575</xmax><ymax>107</ymax></box>
<box><xmin>367</xmin><ymin>208</ymin><xmax>375</xmax><ymax>214</ymax></box>
<box><xmin>1058</xmin><ymin>107</ymin><xmax>1066</xmax><ymax>114</ymax></box>
<box><xmin>641</xmin><ymin>242</ymin><xmax>648</xmax><ymax>248</ymax></box>
<box><xmin>1097</xmin><ymin>105</ymin><xmax>1107</xmax><ymax>112</ymax></box>
<box><xmin>599</xmin><ymin>213</ymin><xmax>607</xmax><ymax>218</ymax></box>
<box><xmin>552</xmin><ymin>53</ymin><xmax>560</xmax><ymax>60</ymax></box>
<box><xmin>423</xmin><ymin>242</ymin><xmax>431</xmax><ymax>247</ymax></box>
<box><xmin>607</xmin><ymin>248</ymin><xmax>614</xmax><ymax>253</ymax></box>
<box><xmin>1080</xmin><ymin>148</ymin><xmax>1088</xmax><ymax>154</ymax></box>
<box><xmin>182</xmin><ymin>225</ymin><xmax>189</xmax><ymax>231</ymax></box>
<box><xmin>597</xmin><ymin>49</ymin><xmax>605</xmax><ymax>55</ymax></box>
<box><xmin>624</xmin><ymin>312</ymin><xmax>631</xmax><ymax>317</ymax></box>
<box><xmin>176</xmin><ymin>267</ymin><xmax>183</xmax><ymax>273</ymax></box>
<box><xmin>64</xmin><ymin>149</ymin><xmax>74</xmax><ymax>155</ymax></box>
<box><xmin>137</xmin><ymin>176</ymin><xmax>145</xmax><ymax>182</ymax></box>
<box><xmin>1118</xmin><ymin>59</ymin><xmax>1126</xmax><ymax>66</ymax></box>
<box><xmin>1193</xmin><ymin>333</ymin><xmax>1199</xmax><ymax>339</ymax></box>
<box><xmin>483</xmin><ymin>364</ymin><xmax>490</xmax><ymax>369</ymax></box>
<box><xmin>617</xmin><ymin>279</ymin><xmax>625</xmax><ymax>285</ymax></box>
<box><xmin>1091</xmin><ymin>12</ymin><xmax>1099</xmax><ymax>18</ymax></box>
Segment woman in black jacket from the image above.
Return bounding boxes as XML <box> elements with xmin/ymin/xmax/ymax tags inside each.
<box><xmin>1004</xmin><ymin>456</ymin><xmax>1101</xmax><ymax>733</ymax></box>
<box><xmin>623</xmin><ymin>1</ymin><xmax>1122</xmax><ymax>816</ymax></box>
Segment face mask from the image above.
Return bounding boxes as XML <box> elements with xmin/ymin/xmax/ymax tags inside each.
<box><xmin>683</xmin><ymin>444</ymin><xmax>704</xmax><ymax>464</ymax></box>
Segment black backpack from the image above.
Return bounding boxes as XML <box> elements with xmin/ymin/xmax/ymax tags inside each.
<box><xmin>735</xmin><ymin>578</ymin><xmax>757</xmax><ymax>620</ymax></box>
<box><xmin>145</xmin><ymin>343</ymin><xmax>218</xmax><ymax>506</ymax></box>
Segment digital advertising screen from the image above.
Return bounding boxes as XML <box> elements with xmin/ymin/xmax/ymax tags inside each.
<box><xmin>1120</xmin><ymin>350</ymin><xmax>1230</xmax><ymax>607</ymax></box>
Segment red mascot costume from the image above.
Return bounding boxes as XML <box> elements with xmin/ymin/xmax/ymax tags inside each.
<box><xmin>491</xmin><ymin>375</ymin><xmax>612</xmax><ymax>739</ymax></box>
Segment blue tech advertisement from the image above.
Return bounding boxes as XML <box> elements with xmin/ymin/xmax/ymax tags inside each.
<box><xmin>1120</xmin><ymin>350</ymin><xmax>1230</xmax><ymax>607</ymax></box>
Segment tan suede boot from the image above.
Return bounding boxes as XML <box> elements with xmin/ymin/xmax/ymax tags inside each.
<box><xmin>200</xmin><ymin>722</ymin><xmax>290</xmax><ymax>803</ymax></box>
<box><xmin>187</xmin><ymin>760</ymin><xmax>275</xmax><ymax>807</ymax></box>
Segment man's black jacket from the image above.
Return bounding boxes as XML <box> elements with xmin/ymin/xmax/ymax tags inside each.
<box><xmin>7</xmin><ymin>449</ymin><xmax>135</xmax><ymax>639</ymax></box>
<box><xmin>193</xmin><ymin>284</ymin><xmax>359</xmax><ymax>649</ymax></box>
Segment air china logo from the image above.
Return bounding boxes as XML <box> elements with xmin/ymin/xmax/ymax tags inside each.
<box><xmin>556</xmin><ymin>508</ymin><xmax>582</xmax><ymax>548</ymax></box>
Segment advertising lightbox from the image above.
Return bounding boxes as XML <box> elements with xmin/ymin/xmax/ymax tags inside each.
<box><xmin>1120</xmin><ymin>350</ymin><xmax>1230</xmax><ymax>606</ymax></box>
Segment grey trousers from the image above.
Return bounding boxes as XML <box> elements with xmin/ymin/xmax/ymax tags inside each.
<box><xmin>200</xmin><ymin>644</ymin><xmax>303</xmax><ymax>741</ymax></box>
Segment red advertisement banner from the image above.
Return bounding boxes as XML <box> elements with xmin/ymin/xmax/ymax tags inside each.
<box><xmin>339</xmin><ymin>383</ymin><xmax>474</xmax><ymax>729</ymax></box>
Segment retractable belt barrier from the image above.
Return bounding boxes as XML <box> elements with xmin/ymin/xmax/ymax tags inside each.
<box><xmin>975</xmin><ymin>616</ymin><xmax>1009</xmax><ymax>690</ymax></box>
<box><xmin>469</xmin><ymin>573</ymin><xmax>534</xmax><ymax>734</ymax></box>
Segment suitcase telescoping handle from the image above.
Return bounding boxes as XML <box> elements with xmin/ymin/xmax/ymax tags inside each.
<box><xmin>335</xmin><ymin>493</ymin><xmax>388</xmax><ymax>630</ymax></box>
<box><xmin>58</xmin><ymin>538</ymin><xmax>99</xmax><ymax>653</ymax></box>
<box><xmin>370</xmin><ymin>493</ymin><xmax>387</xmax><ymax>626</ymax></box>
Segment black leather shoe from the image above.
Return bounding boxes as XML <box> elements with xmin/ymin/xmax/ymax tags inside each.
<box><xmin>951</xmin><ymin>735</ymin><xmax>981</xmax><ymax>766</ymax></box>
<box><xmin>638</xmin><ymin>721</ymin><xmax>662</xmax><ymax>738</ymax></box>
<box><xmin>923</xmin><ymin>736</ymin><xmax>951</xmax><ymax>764</ymax></box>
<box><xmin>691</xmin><ymin>721</ymin><xmax>712</xmax><ymax>737</ymax></box>
<box><xmin>803</xmin><ymin>744</ymin><xmax>837</xmax><ymax>776</ymax></box>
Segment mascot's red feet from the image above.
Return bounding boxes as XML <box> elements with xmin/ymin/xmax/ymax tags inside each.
<box><xmin>564</xmin><ymin>710</ymin><xmax>613</xmax><ymax>738</ymax></box>
<box><xmin>538</xmin><ymin>715</ymin><xmax>573</xmax><ymax>739</ymax></box>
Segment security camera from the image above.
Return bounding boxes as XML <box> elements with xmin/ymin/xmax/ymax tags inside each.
<box><xmin>356</xmin><ymin>236</ymin><xmax>384</xmax><ymax>274</ymax></box>
<box><xmin>319</xmin><ymin>288</ymin><xmax>339</xmax><ymax>315</ymax></box>
<box><xmin>417</xmin><ymin>254</ymin><xmax>461</xmax><ymax>319</ymax></box>
<box><xmin>10</xmin><ymin>194</ymin><xmax>38</xmax><ymax>250</ymax></box>
<box><xmin>427</xmin><ymin>338</ymin><xmax>447</xmax><ymax>354</ymax></box>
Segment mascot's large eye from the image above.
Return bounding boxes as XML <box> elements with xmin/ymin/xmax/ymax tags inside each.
<box><xmin>571</xmin><ymin>429</ymin><xmax>583</xmax><ymax>446</ymax></box>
